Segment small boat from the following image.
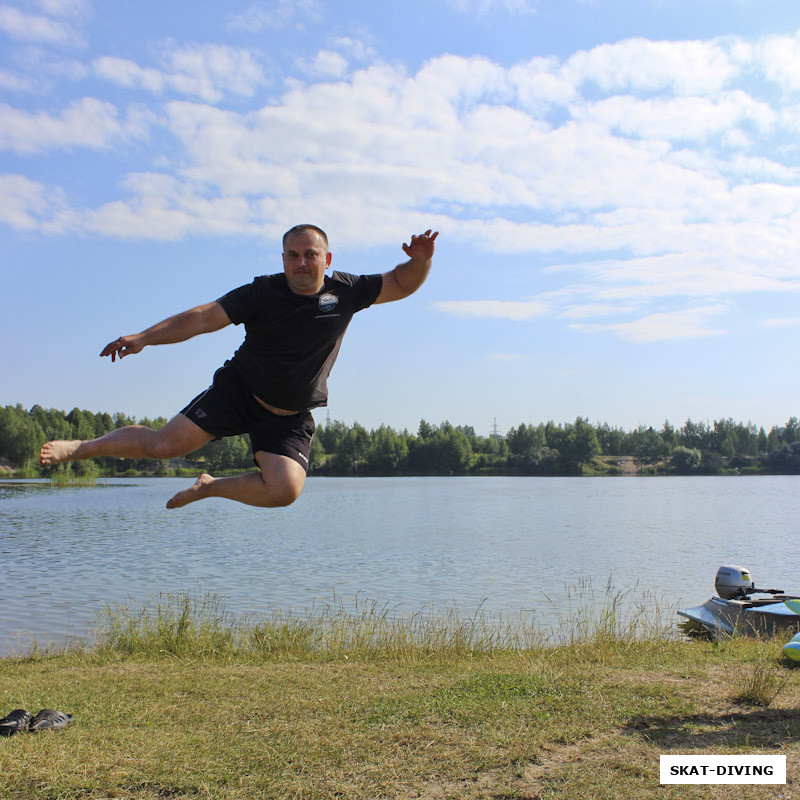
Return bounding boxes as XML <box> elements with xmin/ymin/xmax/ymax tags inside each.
<box><xmin>678</xmin><ymin>565</ymin><xmax>800</xmax><ymax>639</ymax></box>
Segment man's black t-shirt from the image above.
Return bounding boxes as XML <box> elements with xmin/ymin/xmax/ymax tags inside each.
<box><xmin>217</xmin><ymin>270</ymin><xmax>383</xmax><ymax>411</ymax></box>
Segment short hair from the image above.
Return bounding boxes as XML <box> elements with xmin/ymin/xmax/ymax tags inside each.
<box><xmin>282</xmin><ymin>224</ymin><xmax>329</xmax><ymax>251</ymax></box>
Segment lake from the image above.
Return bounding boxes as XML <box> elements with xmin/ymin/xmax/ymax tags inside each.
<box><xmin>1</xmin><ymin>475</ymin><xmax>798</xmax><ymax>655</ymax></box>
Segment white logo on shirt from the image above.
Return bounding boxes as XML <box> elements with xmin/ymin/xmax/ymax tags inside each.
<box><xmin>319</xmin><ymin>293</ymin><xmax>338</xmax><ymax>312</ymax></box>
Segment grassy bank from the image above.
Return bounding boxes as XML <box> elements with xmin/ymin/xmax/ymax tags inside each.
<box><xmin>1</xmin><ymin>593</ymin><xmax>799</xmax><ymax>799</ymax></box>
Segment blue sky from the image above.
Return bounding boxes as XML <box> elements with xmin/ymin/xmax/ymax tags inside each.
<box><xmin>2</xmin><ymin>0</ymin><xmax>799</xmax><ymax>437</ymax></box>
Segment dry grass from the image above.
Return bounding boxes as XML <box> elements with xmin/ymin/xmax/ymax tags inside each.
<box><xmin>89</xmin><ymin>590</ymin><xmax>560</xmax><ymax>661</ymax></box>
<box><xmin>1</xmin><ymin>593</ymin><xmax>799</xmax><ymax>799</ymax></box>
<box><xmin>731</xmin><ymin>656</ymin><xmax>792</xmax><ymax>708</ymax></box>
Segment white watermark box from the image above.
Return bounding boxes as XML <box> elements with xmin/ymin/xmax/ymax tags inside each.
<box><xmin>660</xmin><ymin>755</ymin><xmax>786</xmax><ymax>784</ymax></box>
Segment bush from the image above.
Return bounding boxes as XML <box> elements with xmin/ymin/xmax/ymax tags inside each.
<box><xmin>671</xmin><ymin>446</ymin><xmax>701</xmax><ymax>474</ymax></box>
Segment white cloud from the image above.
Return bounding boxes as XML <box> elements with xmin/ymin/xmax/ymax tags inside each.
<box><xmin>756</xmin><ymin>31</ymin><xmax>800</xmax><ymax>91</ymax></box>
<box><xmin>331</xmin><ymin>36</ymin><xmax>377</xmax><ymax>64</ymax></box>
<box><xmin>0</xmin><ymin>5</ymin><xmax>79</xmax><ymax>45</ymax></box>
<box><xmin>509</xmin><ymin>57</ymin><xmax>577</xmax><ymax>111</ymax></box>
<box><xmin>563</xmin><ymin>37</ymin><xmax>738</xmax><ymax>96</ymax></box>
<box><xmin>16</xmin><ymin>48</ymin><xmax>90</xmax><ymax>82</ymax></box>
<box><xmin>0</xmin><ymin>174</ymin><xmax>51</xmax><ymax>229</ymax></box>
<box><xmin>166</xmin><ymin>43</ymin><xmax>266</xmax><ymax>100</ymax></box>
<box><xmin>296</xmin><ymin>50</ymin><xmax>348</xmax><ymax>80</ymax></box>
<box><xmin>78</xmin><ymin>172</ymin><xmax>258</xmax><ymax>240</ymax></box>
<box><xmin>571</xmin><ymin>306</ymin><xmax>728</xmax><ymax>343</ymax></box>
<box><xmin>433</xmin><ymin>299</ymin><xmax>549</xmax><ymax>321</ymax></box>
<box><xmin>228</xmin><ymin>0</ymin><xmax>323</xmax><ymax>32</ymax></box>
<box><xmin>724</xmin><ymin>154</ymin><xmax>799</xmax><ymax>182</ymax></box>
<box><xmin>94</xmin><ymin>56</ymin><xmax>165</xmax><ymax>92</ymax></box>
<box><xmin>0</xmin><ymin>67</ymin><xmax>34</xmax><ymax>91</ymax></box>
<box><xmin>447</xmin><ymin>0</ymin><xmax>535</xmax><ymax>14</ymax></box>
<box><xmin>0</xmin><ymin>0</ymin><xmax>89</xmax><ymax>50</ymax></box>
<box><xmin>761</xmin><ymin>317</ymin><xmax>800</xmax><ymax>328</ymax></box>
<box><xmin>94</xmin><ymin>44</ymin><xmax>267</xmax><ymax>102</ymax></box>
<box><xmin>414</xmin><ymin>54</ymin><xmax>510</xmax><ymax>106</ymax></box>
<box><xmin>0</xmin><ymin>98</ymin><xmax>152</xmax><ymax>154</ymax></box>
<box><xmin>37</xmin><ymin>0</ymin><xmax>89</xmax><ymax>17</ymax></box>
<box><xmin>558</xmin><ymin>302</ymin><xmax>641</xmax><ymax>320</ymax></box>
<box><xmin>573</xmin><ymin>92</ymin><xmax>776</xmax><ymax>142</ymax></box>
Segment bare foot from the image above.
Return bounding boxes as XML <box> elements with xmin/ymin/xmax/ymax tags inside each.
<box><xmin>40</xmin><ymin>440</ymin><xmax>83</xmax><ymax>465</ymax></box>
<box><xmin>166</xmin><ymin>473</ymin><xmax>216</xmax><ymax>509</ymax></box>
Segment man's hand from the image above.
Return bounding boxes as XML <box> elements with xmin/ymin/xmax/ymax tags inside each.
<box><xmin>402</xmin><ymin>229</ymin><xmax>438</xmax><ymax>262</ymax></box>
<box><xmin>100</xmin><ymin>334</ymin><xmax>144</xmax><ymax>363</ymax></box>
<box><xmin>376</xmin><ymin>229</ymin><xmax>439</xmax><ymax>304</ymax></box>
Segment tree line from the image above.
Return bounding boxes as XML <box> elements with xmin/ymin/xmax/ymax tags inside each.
<box><xmin>1</xmin><ymin>403</ymin><xmax>799</xmax><ymax>477</ymax></box>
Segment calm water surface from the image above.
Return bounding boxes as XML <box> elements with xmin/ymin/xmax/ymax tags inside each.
<box><xmin>1</xmin><ymin>475</ymin><xmax>798</xmax><ymax>654</ymax></box>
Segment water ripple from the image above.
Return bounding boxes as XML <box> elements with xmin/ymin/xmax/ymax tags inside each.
<box><xmin>1</xmin><ymin>476</ymin><xmax>799</xmax><ymax>654</ymax></box>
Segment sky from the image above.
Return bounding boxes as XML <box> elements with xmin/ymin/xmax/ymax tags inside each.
<box><xmin>2</xmin><ymin>0</ymin><xmax>800</xmax><ymax>437</ymax></box>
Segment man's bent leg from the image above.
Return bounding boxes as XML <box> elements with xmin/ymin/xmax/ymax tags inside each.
<box><xmin>166</xmin><ymin>451</ymin><xmax>306</xmax><ymax>509</ymax></box>
<box><xmin>39</xmin><ymin>414</ymin><xmax>214</xmax><ymax>465</ymax></box>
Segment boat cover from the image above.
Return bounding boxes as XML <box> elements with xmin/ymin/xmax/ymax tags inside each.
<box><xmin>679</xmin><ymin>597</ymin><xmax>799</xmax><ymax>637</ymax></box>
<box><xmin>678</xmin><ymin>602</ymin><xmax>735</xmax><ymax>636</ymax></box>
<box><xmin>746</xmin><ymin>603</ymin><xmax>798</xmax><ymax>618</ymax></box>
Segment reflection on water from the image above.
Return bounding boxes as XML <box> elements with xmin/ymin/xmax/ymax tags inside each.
<box><xmin>1</xmin><ymin>475</ymin><xmax>799</xmax><ymax>654</ymax></box>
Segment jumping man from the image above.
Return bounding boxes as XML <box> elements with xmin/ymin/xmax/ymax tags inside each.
<box><xmin>39</xmin><ymin>225</ymin><xmax>438</xmax><ymax>509</ymax></box>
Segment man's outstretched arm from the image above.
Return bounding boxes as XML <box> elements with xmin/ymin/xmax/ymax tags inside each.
<box><xmin>100</xmin><ymin>301</ymin><xmax>232</xmax><ymax>362</ymax></box>
<box><xmin>375</xmin><ymin>229</ymin><xmax>438</xmax><ymax>304</ymax></box>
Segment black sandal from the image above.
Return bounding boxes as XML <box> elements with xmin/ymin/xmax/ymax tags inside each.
<box><xmin>0</xmin><ymin>709</ymin><xmax>33</xmax><ymax>736</ymax></box>
<box><xmin>29</xmin><ymin>709</ymin><xmax>73</xmax><ymax>731</ymax></box>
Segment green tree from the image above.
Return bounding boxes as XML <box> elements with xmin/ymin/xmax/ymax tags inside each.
<box><xmin>672</xmin><ymin>446</ymin><xmax>701</xmax><ymax>474</ymax></box>
<box><xmin>113</xmin><ymin>412</ymin><xmax>136</xmax><ymax>429</ymax></box>
<box><xmin>329</xmin><ymin>423</ymin><xmax>371</xmax><ymax>474</ymax></box>
<box><xmin>506</xmin><ymin>423</ymin><xmax>546</xmax><ymax>455</ymax></box>
<box><xmin>596</xmin><ymin>423</ymin><xmax>625</xmax><ymax>456</ymax></box>
<box><xmin>680</xmin><ymin>419</ymin><xmax>710</xmax><ymax>450</ymax></box>
<box><xmin>67</xmin><ymin>408</ymin><xmax>96</xmax><ymax>441</ymax></box>
<box><xmin>767</xmin><ymin>442</ymin><xmax>800</xmax><ymax>473</ymax></box>
<box><xmin>720</xmin><ymin>435</ymin><xmax>736</xmax><ymax>459</ymax></box>
<box><xmin>365</xmin><ymin>425</ymin><xmax>408</xmax><ymax>474</ymax></box>
<box><xmin>560</xmin><ymin>417</ymin><xmax>601</xmax><ymax>471</ymax></box>
<box><xmin>215</xmin><ymin>436</ymin><xmax>250</xmax><ymax>471</ymax></box>
<box><xmin>0</xmin><ymin>405</ymin><xmax>44</xmax><ymax>468</ymax></box>
<box><xmin>308</xmin><ymin>435</ymin><xmax>326</xmax><ymax>470</ymax></box>
<box><xmin>627</xmin><ymin>425</ymin><xmax>670</xmax><ymax>469</ymax></box>
<box><xmin>767</xmin><ymin>426</ymin><xmax>780</xmax><ymax>452</ymax></box>
<box><xmin>417</xmin><ymin>419</ymin><xmax>436</xmax><ymax>440</ymax></box>
<box><xmin>95</xmin><ymin>412</ymin><xmax>115</xmax><ymax>437</ymax></box>
<box><xmin>429</xmin><ymin>427</ymin><xmax>472</xmax><ymax>474</ymax></box>
<box><xmin>406</xmin><ymin>424</ymin><xmax>472</xmax><ymax>474</ymax></box>
<box><xmin>30</xmin><ymin>405</ymin><xmax>71</xmax><ymax>443</ymax></box>
<box><xmin>315</xmin><ymin>418</ymin><xmax>350</xmax><ymax>453</ymax></box>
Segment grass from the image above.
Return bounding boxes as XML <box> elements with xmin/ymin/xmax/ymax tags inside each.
<box><xmin>90</xmin><ymin>591</ymin><xmax>557</xmax><ymax>662</ymax></box>
<box><xmin>731</xmin><ymin>656</ymin><xmax>791</xmax><ymax>707</ymax></box>
<box><xmin>48</xmin><ymin>464</ymin><xmax>99</xmax><ymax>487</ymax></box>
<box><xmin>48</xmin><ymin>473</ymin><xmax>98</xmax><ymax>487</ymax></box>
<box><xmin>2</xmin><ymin>591</ymin><xmax>800</xmax><ymax>799</ymax></box>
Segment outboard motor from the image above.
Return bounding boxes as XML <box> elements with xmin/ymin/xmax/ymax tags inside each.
<box><xmin>714</xmin><ymin>565</ymin><xmax>783</xmax><ymax>599</ymax></box>
<box><xmin>715</xmin><ymin>565</ymin><xmax>754</xmax><ymax>599</ymax></box>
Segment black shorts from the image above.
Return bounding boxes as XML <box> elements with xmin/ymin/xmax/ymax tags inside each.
<box><xmin>180</xmin><ymin>364</ymin><xmax>316</xmax><ymax>472</ymax></box>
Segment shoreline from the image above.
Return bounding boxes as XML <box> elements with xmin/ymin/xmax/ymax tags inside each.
<box><xmin>1</xmin><ymin>597</ymin><xmax>798</xmax><ymax>799</ymax></box>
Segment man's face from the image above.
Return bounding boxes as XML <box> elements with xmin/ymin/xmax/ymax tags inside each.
<box><xmin>282</xmin><ymin>230</ymin><xmax>332</xmax><ymax>295</ymax></box>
